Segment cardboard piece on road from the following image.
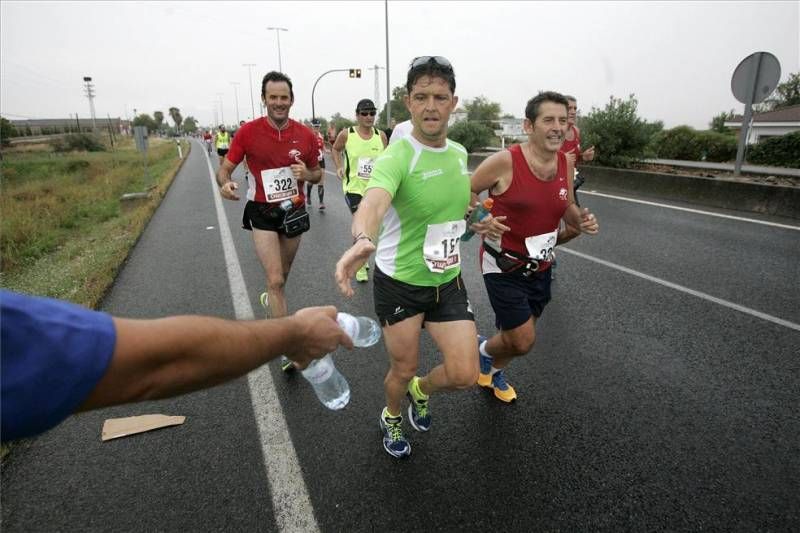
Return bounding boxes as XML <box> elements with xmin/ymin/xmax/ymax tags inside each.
<box><xmin>101</xmin><ymin>414</ymin><xmax>186</xmax><ymax>441</ymax></box>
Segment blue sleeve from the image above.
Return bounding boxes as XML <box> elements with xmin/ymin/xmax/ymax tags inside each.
<box><xmin>1</xmin><ymin>291</ymin><xmax>116</xmax><ymax>441</ymax></box>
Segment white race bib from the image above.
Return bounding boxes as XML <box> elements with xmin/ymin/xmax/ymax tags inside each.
<box><xmin>357</xmin><ymin>157</ymin><xmax>374</xmax><ymax>179</ymax></box>
<box><xmin>423</xmin><ymin>221</ymin><xmax>466</xmax><ymax>273</ymax></box>
<box><xmin>261</xmin><ymin>167</ymin><xmax>298</xmax><ymax>203</ymax></box>
<box><xmin>524</xmin><ymin>229</ymin><xmax>558</xmax><ymax>261</ymax></box>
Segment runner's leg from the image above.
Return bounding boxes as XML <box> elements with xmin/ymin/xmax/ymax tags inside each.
<box><xmin>252</xmin><ymin>229</ymin><xmax>290</xmax><ymax>318</ymax></box>
<box><xmin>382</xmin><ymin>314</ymin><xmax>424</xmax><ymax>415</ymax></box>
<box><xmin>419</xmin><ymin>320</ymin><xmax>480</xmax><ymax>394</ymax></box>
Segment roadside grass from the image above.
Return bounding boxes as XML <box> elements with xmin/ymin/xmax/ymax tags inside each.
<box><xmin>1</xmin><ymin>136</ymin><xmax>190</xmax><ymax>459</ymax></box>
<box><xmin>1</xmin><ymin>136</ymin><xmax>190</xmax><ymax>308</ymax></box>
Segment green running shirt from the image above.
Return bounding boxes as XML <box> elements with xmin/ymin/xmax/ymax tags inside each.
<box><xmin>366</xmin><ymin>135</ymin><xmax>471</xmax><ymax>286</ymax></box>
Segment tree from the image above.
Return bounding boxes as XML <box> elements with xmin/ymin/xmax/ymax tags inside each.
<box><xmin>464</xmin><ymin>95</ymin><xmax>502</xmax><ymax>129</ymax></box>
<box><xmin>1</xmin><ymin>117</ymin><xmax>19</xmax><ymax>146</ymax></box>
<box><xmin>329</xmin><ymin>112</ymin><xmax>355</xmax><ymax>132</ymax></box>
<box><xmin>183</xmin><ymin>116</ymin><xmax>198</xmax><ymax>134</ymax></box>
<box><xmin>132</xmin><ymin>113</ymin><xmax>157</xmax><ymax>132</ymax></box>
<box><xmin>168</xmin><ymin>107</ymin><xmax>183</xmax><ymax>132</ymax></box>
<box><xmin>580</xmin><ymin>94</ymin><xmax>663</xmax><ymax>168</ymax></box>
<box><xmin>378</xmin><ymin>85</ymin><xmax>411</xmax><ymax>126</ymax></box>
<box><xmin>153</xmin><ymin>111</ymin><xmax>164</xmax><ymax>132</ymax></box>
<box><xmin>763</xmin><ymin>72</ymin><xmax>800</xmax><ymax>111</ymax></box>
<box><xmin>710</xmin><ymin>109</ymin><xmax>735</xmax><ymax>133</ymax></box>
<box><xmin>448</xmin><ymin>121</ymin><xmax>493</xmax><ymax>153</ymax></box>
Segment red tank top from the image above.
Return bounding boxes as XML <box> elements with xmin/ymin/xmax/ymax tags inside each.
<box><xmin>486</xmin><ymin>144</ymin><xmax>570</xmax><ymax>262</ymax></box>
<box><xmin>559</xmin><ymin>125</ymin><xmax>581</xmax><ymax>158</ymax></box>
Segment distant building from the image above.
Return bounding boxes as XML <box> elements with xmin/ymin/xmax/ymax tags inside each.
<box><xmin>8</xmin><ymin>117</ymin><xmax>129</xmax><ymax>136</ymax></box>
<box><xmin>724</xmin><ymin>105</ymin><xmax>800</xmax><ymax>144</ymax></box>
<box><xmin>447</xmin><ymin>108</ymin><xmax>468</xmax><ymax>126</ymax></box>
<box><xmin>497</xmin><ymin>117</ymin><xmax>524</xmax><ymax>138</ymax></box>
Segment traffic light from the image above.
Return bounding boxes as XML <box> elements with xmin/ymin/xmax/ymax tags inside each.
<box><xmin>349</xmin><ymin>68</ymin><xmax>362</xmax><ymax>78</ymax></box>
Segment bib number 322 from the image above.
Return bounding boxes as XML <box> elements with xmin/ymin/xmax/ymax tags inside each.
<box><xmin>262</xmin><ymin>167</ymin><xmax>299</xmax><ymax>202</ymax></box>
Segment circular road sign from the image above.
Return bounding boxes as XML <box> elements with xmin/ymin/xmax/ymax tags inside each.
<box><xmin>731</xmin><ymin>51</ymin><xmax>781</xmax><ymax>104</ymax></box>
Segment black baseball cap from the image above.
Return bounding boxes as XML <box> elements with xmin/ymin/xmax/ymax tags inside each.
<box><xmin>355</xmin><ymin>98</ymin><xmax>376</xmax><ymax>112</ymax></box>
<box><xmin>310</xmin><ymin>119</ymin><xmax>321</xmax><ymax>127</ymax></box>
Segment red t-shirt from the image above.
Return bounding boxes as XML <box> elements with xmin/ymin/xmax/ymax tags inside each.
<box><xmin>314</xmin><ymin>131</ymin><xmax>325</xmax><ymax>161</ymax></box>
<box><xmin>481</xmin><ymin>144</ymin><xmax>569</xmax><ymax>272</ymax></box>
<box><xmin>227</xmin><ymin>118</ymin><xmax>319</xmax><ymax>203</ymax></box>
<box><xmin>559</xmin><ymin>125</ymin><xmax>581</xmax><ymax>161</ymax></box>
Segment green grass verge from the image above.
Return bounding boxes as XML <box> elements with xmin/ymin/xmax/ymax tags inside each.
<box><xmin>1</xmin><ymin>137</ymin><xmax>190</xmax><ymax>308</ymax></box>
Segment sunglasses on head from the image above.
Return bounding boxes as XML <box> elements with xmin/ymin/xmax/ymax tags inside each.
<box><xmin>410</xmin><ymin>56</ymin><xmax>453</xmax><ymax>70</ymax></box>
<box><xmin>359</xmin><ymin>110</ymin><xmax>376</xmax><ymax>116</ymax></box>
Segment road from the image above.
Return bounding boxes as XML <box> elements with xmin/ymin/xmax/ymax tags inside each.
<box><xmin>3</xmin><ymin>140</ymin><xmax>799</xmax><ymax>532</ymax></box>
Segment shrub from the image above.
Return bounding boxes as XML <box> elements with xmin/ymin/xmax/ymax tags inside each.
<box><xmin>747</xmin><ymin>131</ymin><xmax>800</xmax><ymax>168</ymax></box>
<box><xmin>448</xmin><ymin>120</ymin><xmax>493</xmax><ymax>153</ymax></box>
<box><xmin>51</xmin><ymin>133</ymin><xmax>106</xmax><ymax>153</ymax></box>
<box><xmin>581</xmin><ymin>95</ymin><xmax>662</xmax><ymax>168</ymax></box>
<box><xmin>652</xmin><ymin>126</ymin><xmax>737</xmax><ymax>162</ymax></box>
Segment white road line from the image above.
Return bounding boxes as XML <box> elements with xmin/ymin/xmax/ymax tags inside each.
<box><xmin>199</xmin><ymin>141</ymin><xmax>320</xmax><ymax>533</ymax></box>
<box><xmin>558</xmin><ymin>246</ymin><xmax>800</xmax><ymax>332</ymax></box>
<box><xmin>581</xmin><ymin>190</ymin><xmax>800</xmax><ymax>231</ymax></box>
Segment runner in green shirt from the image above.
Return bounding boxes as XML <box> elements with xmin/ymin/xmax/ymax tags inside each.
<box><xmin>335</xmin><ymin>56</ymin><xmax>506</xmax><ymax>459</ymax></box>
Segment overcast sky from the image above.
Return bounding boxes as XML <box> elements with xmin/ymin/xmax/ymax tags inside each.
<box><xmin>1</xmin><ymin>1</ymin><xmax>798</xmax><ymax>129</ymax></box>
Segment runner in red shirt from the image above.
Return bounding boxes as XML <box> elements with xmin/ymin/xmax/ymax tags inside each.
<box><xmin>202</xmin><ymin>130</ymin><xmax>213</xmax><ymax>154</ymax></box>
<box><xmin>560</xmin><ymin>95</ymin><xmax>596</xmax><ymax>204</ymax></box>
<box><xmin>306</xmin><ymin>119</ymin><xmax>326</xmax><ymax>210</ymax></box>
<box><xmin>469</xmin><ymin>91</ymin><xmax>599</xmax><ymax>403</ymax></box>
<box><xmin>216</xmin><ymin>72</ymin><xmax>322</xmax><ymax>372</ymax></box>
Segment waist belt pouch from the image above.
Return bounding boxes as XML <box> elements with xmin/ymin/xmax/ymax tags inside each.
<box><xmin>283</xmin><ymin>207</ymin><xmax>310</xmax><ymax>238</ymax></box>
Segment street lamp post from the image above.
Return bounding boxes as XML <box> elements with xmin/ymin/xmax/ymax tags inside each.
<box><xmin>311</xmin><ymin>68</ymin><xmax>360</xmax><ymax>120</ymax></box>
<box><xmin>231</xmin><ymin>82</ymin><xmax>241</xmax><ymax>124</ymax></box>
<box><xmin>216</xmin><ymin>93</ymin><xmax>225</xmax><ymax>126</ymax></box>
<box><xmin>384</xmin><ymin>0</ymin><xmax>391</xmax><ymax>129</ymax></box>
<box><xmin>266</xmin><ymin>27</ymin><xmax>288</xmax><ymax>72</ymax></box>
<box><xmin>243</xmin><ymin>63</ymin><xmax>257</xmax><ymax>119</ymax></box>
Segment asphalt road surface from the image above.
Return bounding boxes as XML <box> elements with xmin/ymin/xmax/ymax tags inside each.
<box><xmin>3</xmin><ymin>140</ymin><xmax>798</xmax><ymax>532</ymax></box>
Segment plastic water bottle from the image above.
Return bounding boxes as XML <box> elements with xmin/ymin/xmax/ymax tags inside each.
<box><xmin>280</xmin><ymin>195</ymin><xmax>301</xmax><ymax>212</ymax></box>
<box><xmin>461</xmin><ymin>198</ymin><xmax>494</xmax><ymax>241</ymax></box>
<box><xmin>301</xmin><ymin>313</ymin><xmax>381</xmax><ymax>410</ymax></box>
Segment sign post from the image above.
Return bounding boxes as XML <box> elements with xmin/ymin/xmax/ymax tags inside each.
<box><xmin>730</xmin><ymin>52</ymin><xmax>781</xmax><ymax>176</ymax></box>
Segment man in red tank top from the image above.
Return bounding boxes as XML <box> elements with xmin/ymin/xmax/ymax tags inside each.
<box><xmin>216</xmin><ymin>72</ymin><xmax>323</xmax><ymax>373</ymax></box>
<box><xmin>468</xmin><ymin>91</ymin><xmax>600</xmax><ymax>403</ymax></box>
<box><xmin>560</xmin><ymin>95</ymin><xmax>595</xmax><ymax>166</ymax></box>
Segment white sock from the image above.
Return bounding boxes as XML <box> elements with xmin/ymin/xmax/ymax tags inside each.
<box><xmin>489</xmin><ymin>366</ymin><xmax>501</xmax><ymax>376</ymax></box>
<box><xmin>479</xmin><ymin>340</ymin><xmax>492</xmax><ymax>359</ymax></box>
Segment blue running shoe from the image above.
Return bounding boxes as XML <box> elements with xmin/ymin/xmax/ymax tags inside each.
<box><xmin>406</xmin><ymin>377</ymin><xmax>431</xmax><ymax>432</ymax></box>
<box><xmin>489</xmin><ymin>369</ymin><xmax>517</xmax><ymax>403</ymax></box>
<box><xmin>379</xmin><ymin>408</ymin><xmax>411</xmax><ymax>458</ymax></box>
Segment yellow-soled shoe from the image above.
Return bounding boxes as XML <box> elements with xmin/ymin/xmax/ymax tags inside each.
<box><xmin>490</xmin><ymin>370</ymin><xmax>517</xmax><ymax>403</ymax></box>
<box><xmin>477</xmin><ymin>372</ymin><xmax>493</xmax><ymax>387</ymax></box>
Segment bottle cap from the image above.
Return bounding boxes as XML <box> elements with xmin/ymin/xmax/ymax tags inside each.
<box><xmin>483</xmin><ymin>198</ymin><xmax>494</xmax><ymax>209</ymax></box>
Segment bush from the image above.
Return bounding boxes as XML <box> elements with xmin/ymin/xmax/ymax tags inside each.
<box><xmin>697</xmin><ymin>131</ymin><xmax>737</xmax><ymax>162</ymax></box>
<box><xmin>51</xmin><ymin>133</ymin><xmax>106</xmax><ymax>153</ymax></box>
<box><xmin>448</xmin><ymin>120</ymin><xmax>493</xmax><ymax>153</ymax></box>
<box><xmin>747</xmin><ymin>131</ymin><xmax>800</xmax><ymax>168</ymax></box>
<box><xmin>652</xmin><ymin>126</ymin><xmax>737</xmax><ymax>162</ymax></box>
<box><xmin>580</xmin><ymin>95</ymin><xmax>663</xmax><ymax>168</ymax></box>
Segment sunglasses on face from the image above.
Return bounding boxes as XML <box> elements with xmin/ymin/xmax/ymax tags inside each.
<box><xmin>359</xmin><ymin>111</ymin><xmax>376</xmax><ymax>116</ymax></box>
<box><xmin>410</xmin><ymin>56</ymin><xmax>453</xmax><ymax>70</ymax></box>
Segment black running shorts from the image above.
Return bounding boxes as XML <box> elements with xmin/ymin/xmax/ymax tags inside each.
<box><xmin>483</xmin><ymin>268</ymin><xmax>552</xmax><ymax>331</ymax></box>
<box><xmin>373</xmin><ymin>267</ymin><xmax>474</xmax><ymax>326</ymax></box>
<box><xmin>242</xmin><ymin>200</ymin><xmax>293</xmax><ymax>235</ymax></box>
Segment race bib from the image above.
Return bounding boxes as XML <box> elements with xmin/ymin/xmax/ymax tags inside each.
<box><xmin>524</xmin><ymin>229</ymin><xmax>558</xmax><ymax>261</ymax></box>
<box><xmin>423</xmin><ymin>220</ymin><xmax>466</xmax><ymax>273</ymax></box>
<box><xmin>357</xmin><ymin>157</ymin><xmax>374</xmax><ymax>179</ymax></box>
<box><xmin>261</xmin><ymin>167</ymin><xmax>298</xmax><ymax>203</ymax></box>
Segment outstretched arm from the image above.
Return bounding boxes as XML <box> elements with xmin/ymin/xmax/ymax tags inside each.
<box><xmin>80</xmin><ymin>306</ymin><xmax>352</xmax><ymax>411</ymax></box>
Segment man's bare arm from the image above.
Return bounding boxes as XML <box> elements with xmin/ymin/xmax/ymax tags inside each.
<box><xmin>79</xmin><ymin>306</ymin><xmax>352</xmax><ymax>411</ymax></box>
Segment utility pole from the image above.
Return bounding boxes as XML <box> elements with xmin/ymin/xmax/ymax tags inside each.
<box><xmin>231</xmin><ymin>82</ymin><xmax>241</xmax><ymax>124</ymax></box>
<box><xmin>368</xmin><ymin>65</ymin><xmax>385</xmax><ymax>117</ymax></box>
<box><xmin>243</xmin><ymin>63</ymin><xmax>257</xmax><ymax>119</ymax></box>
<box><xmin>266</xmin><ymin>27</ymin><xmax>288</xmax><ymax>71</ymax></box>
<box><xmin>83</xmin><ymin>76</ymin><xmax>97</xmax><ymax>130</ymax></box>
<box><xmin>384</xmin><ymin>0</ymin><xmax>391</xmax><ymax>128</ymax></box>
<box><xmin>216</xmin><ymin>93</ymin><xmax>225</xmax><ymax>126</ymax></box>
